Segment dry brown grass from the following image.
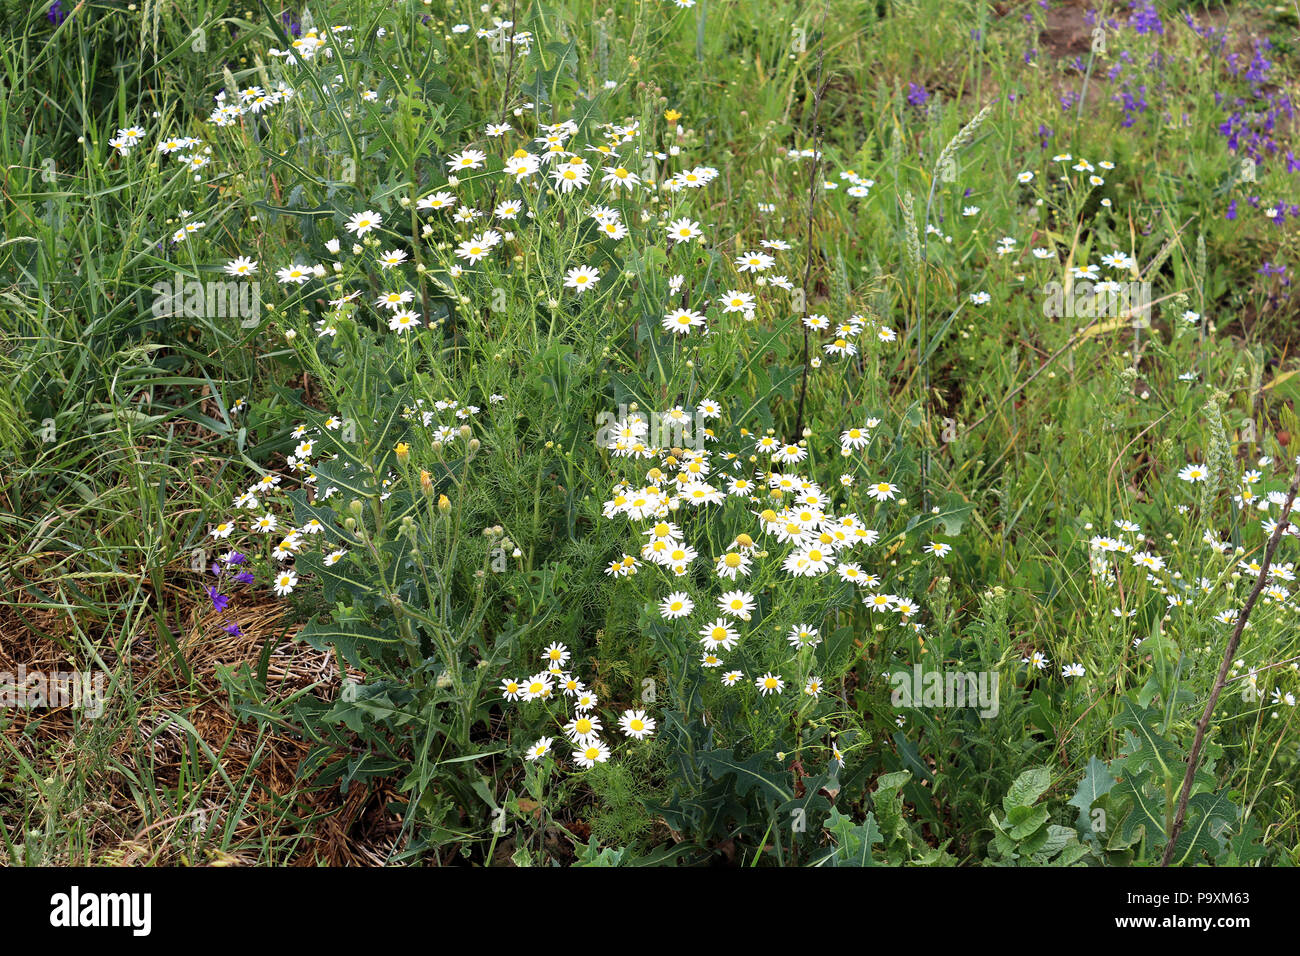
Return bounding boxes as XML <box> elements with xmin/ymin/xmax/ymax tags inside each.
<box><xmin>0</xmin><ymin>572</ymin><xmax>406</xmax><ymax>866</ymax></box>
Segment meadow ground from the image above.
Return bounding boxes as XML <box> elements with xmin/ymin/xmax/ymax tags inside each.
<box><xmin>1</xmin><ymin>0</ymin><xmax>1299</xmax><ymax>867</ymax></box>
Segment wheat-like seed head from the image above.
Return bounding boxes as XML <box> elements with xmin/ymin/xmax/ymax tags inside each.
<box><xmin>934</xmin><ymin>104</ymin><xmax>993</xmax><ymax>179</ymax></box>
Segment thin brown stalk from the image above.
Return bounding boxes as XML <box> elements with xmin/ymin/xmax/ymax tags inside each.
<box><xmin>793</xmin><ymin>3</ymin><xmax>827</xmax><ymax>441</ymax></box>
<box><xmin>1160</xmin><ymin>456</ymin><xmax>1300</xmax><ymax>865</ymax></box>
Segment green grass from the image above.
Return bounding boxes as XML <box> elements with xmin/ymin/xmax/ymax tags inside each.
<box><xmin>1</xmin><ymin>0</ymin><xmax>1299</xmax><ymax>866</ymax></box>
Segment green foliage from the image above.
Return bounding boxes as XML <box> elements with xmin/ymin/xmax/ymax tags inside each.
<box><xmin>986</xmin><ymin>767</ymin><xmax>1089</xmax><ymax>867</ymax></box>
<box><xmin>2</xmin><ymin>0</ymin><xmax>1298</xmax><ymax>867</ymax></box>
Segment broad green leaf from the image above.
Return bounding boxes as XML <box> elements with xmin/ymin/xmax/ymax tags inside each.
<box><xmin>1003</xmin><ymin>766</ymin><xmax>1051</xmax><ymax>814</ymax></box>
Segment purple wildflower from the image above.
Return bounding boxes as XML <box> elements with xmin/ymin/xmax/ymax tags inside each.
<box><xmin>207</xmin><ymin>586</ymin><xmax>231</xmax><ymax>613</ymax></box>
<box><xmin>1128</xmin><ymin>1</ymin><xmax>1163</xmax><ymax>36</ymax></box>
